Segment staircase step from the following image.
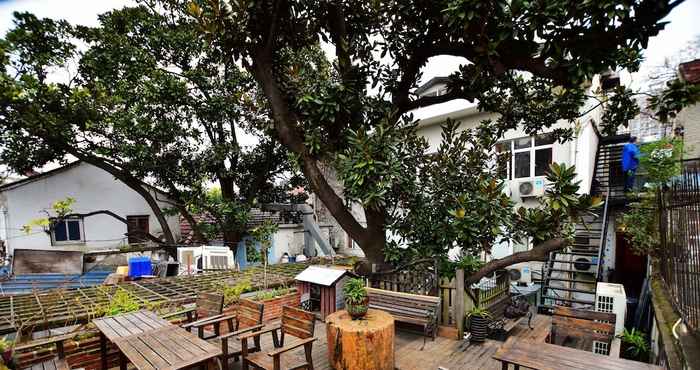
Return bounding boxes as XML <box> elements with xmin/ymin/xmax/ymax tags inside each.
<box><xmin>550</xmin><ymin>259</ymin><xmax>598</xmax><ymax>265</ymax></box>
<box><xmin>542</xmin><ymin>296</ymin><xmax>596</xmax><ymax>306</ymax></box>
<box><xmin>547</xmin><ymin>268</ymin><xmax>596</xmax><ymax>274</ymax></box>
<box><xmin>557</xmin><ymin>251</ymin><xmax>599</xmax><ymax>257</ymax></box>
<box><xmin>546</xmin><ymin>277</ymin><xmax>596</xmax><ymax>284</ymax></box>
<box><xmin>543</xmin><ymin>286</ymin><xmax>596</xmax><ymax>294</ymax></box>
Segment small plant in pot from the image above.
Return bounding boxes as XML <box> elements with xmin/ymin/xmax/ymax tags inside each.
<box><xmin>618</xmin><ymin>328</ymin><xmax>649</xmax><ymax>361</ymax></box>
<box><xmin>0</xmin><ymin>336</ymin><xmax>17</xmax><ymax>370</ymax></box>
<box><xmin>467</xmin><ymin>306</ymin><xmax>492</xmax><ymax>343</ymax></box>
<box><xmin>343</xmin><ymin>278</ymin><xmax>369</xmax><ymax>320</ymax></box>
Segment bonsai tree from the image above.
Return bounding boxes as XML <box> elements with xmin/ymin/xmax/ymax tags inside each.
<box><xmin>343</xmin><ymin>278</ymin><xmax>369</xmax><ymax>319</ymax></box>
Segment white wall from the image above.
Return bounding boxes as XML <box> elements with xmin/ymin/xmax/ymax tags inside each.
<box><xmin>574</xmin><ymin>120</ymin><xmax>600</xmax><ymax>195</ymax></box>
<box><xmin>0</xmin><ymin>162</ymin><xmax>180</xmax><ymax>255</ymax></box>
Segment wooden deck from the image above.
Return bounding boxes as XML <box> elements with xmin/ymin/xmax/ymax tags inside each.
<box><xmin>221</xmin><ymin>314</ymin><xmax>551</xmax><ymax>370</ymax></box>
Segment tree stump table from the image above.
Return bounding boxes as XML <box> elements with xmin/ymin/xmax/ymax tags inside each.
<box><xmin>326</xmin><ymin>309</ymin><xmax>395</xmax><ymax>370</ymax></box>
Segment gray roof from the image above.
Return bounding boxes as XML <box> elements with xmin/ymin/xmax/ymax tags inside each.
<box><xmin>414</xmin><ymin>76</ymin><xmax>451</xmax><ymax>96</ymax></box>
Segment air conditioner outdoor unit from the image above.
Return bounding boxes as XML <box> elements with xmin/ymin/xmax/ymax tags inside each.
<box><xmin>177</xmin><ymin>246</ymin><xmax>234</xmax><ymax>274</ymax></box>
<box><xmin>518</xmin><ymin>178</ymin><xmax>545</xmax><ymax>198</ymax></box>
<box><xmin>507</xmin><ymin>262</ymin><xmax>532</xmax><ymax>285</ymax></box>
<box><xmin>596</xmin><ymin>282</ymin><xmax>627</xmax><ymax>336</ymax></box>
<box><xmin>571</xmin><ymin>256</ymin><xmax>599</xmax><ymax>273</ymax></box>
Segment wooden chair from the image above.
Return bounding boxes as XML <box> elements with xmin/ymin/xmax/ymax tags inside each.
<box><xmin>162</xmin><ymin>292</ymin><xmax>224</xmax><ymax>339</ymax></box>
<box><xmin>239</xmin><ymin>306</ymin><xmax>316</xmax><ymax>370</ymax></box>
<box><xmin>16</xmin><ymin>332</ymin><xmax>75</xmax><ymax>370</ymax></box>
<box><xmin>550</xmin><ymin>306</ymin><xmax>616</xmax><ymax>355</ymax></box>
<box><xmin>186</xmin><ymin>299</ymin><xmax>265</xmax><ymax>370</ymax></box>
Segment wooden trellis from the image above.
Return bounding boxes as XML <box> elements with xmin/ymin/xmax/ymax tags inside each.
<box><xmin>0</xmin><ymin>262</ymin><xmax>310</xmax><ymax>336</ymax></box>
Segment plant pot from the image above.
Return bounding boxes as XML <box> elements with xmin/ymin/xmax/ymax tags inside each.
<box><xmin>346</xmin><ymin>297</ymin><xmax>369</xmax><ymax>320</ymax></box>
<box><xmin>469</xmin><ymin>316</ymin><xmax>489</xmax><ymax>342</ymax></box>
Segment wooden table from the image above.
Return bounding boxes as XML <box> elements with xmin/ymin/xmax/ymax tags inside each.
<box><xmin>112</xmin><ymin>326</ymin><xmax>222</xmax><ymax>370</ymax></box>
<box><xmin>326</xmin><ymin>309</ymin><xmax>395</xmax><ymax>370</ymax></box>
<box><xmin>493</xmin><ymin>337</ymin><xmax>665</xmax><ymax>370</ymax></box>
<box><xmin>92</xmin><ymin>310</ymin><xmax>173</xmax><ymax>370</ymax></box>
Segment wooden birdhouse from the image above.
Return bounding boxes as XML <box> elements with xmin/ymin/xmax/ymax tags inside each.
<box><xmin>294</xmin><ymin>265</ymin><xmax>356</xmax><ymax>320</ymax></box>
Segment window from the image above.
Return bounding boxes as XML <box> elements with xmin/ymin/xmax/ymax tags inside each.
<box><xmin>127</xmin><ymin>215</ymin><xmax>149</xmax><ymax>244</ymax></box>
<box><xmin>51</xmin><ymin>217</ymin><xmax>84</xmax><ymax>245</ymax></box>
<box><xmin>496</xmin><ymin>134</ymin><xmax>555</xmax><ymax>180</ymax></box>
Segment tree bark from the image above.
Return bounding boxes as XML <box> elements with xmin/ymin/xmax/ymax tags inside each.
<box><xmin>249</xmin><ymin>52</ymin><xmax>375</xmax><ymax>257</ymax></box>
<box><xmin>465</xmin><ymin>238</ymin><xmax>566</xmax><ymax>285</ymax></box>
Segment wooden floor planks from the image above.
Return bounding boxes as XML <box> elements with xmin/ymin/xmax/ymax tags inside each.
<box><xmin>195</xmin><ymin>314</ymin><xmax>554</xmax><ymax>370</ymax></box>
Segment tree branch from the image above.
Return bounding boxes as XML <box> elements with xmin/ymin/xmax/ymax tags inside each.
<box><xmin>465</xmin><ymin>238</ymin><xmax>566</xmax><ymax>285</ymax></box>
<box><xmin>61</xmin><ymin>210</ymin><xmax>165</xmax><ymax>244</ymax></box>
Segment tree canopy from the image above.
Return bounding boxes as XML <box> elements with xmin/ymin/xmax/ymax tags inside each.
<box><xmin>150</xmin><ymin>0</ymin><xmax>683</xmax><ymax>271</ymax></box>
<box><xmin>0</xmin><ymin>7</ymin><xmax>301</xmax><ymax>249</ymax></box>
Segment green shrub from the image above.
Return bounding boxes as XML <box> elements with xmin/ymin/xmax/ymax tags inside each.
<box><xmin>343</xmin><ymin>278</ymin><xmax>367</xmax><ymax>305</ymax></box>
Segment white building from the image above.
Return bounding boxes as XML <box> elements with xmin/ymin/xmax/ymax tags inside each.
<box><xmin>412</xmin><ymin>76</ymin><xmax>607</xmax><ymax>258</ymax></box>
<box><xmin>0</xmin><ymin>161</ymin><xmax>181</xmax><ymax>257</ymax></box>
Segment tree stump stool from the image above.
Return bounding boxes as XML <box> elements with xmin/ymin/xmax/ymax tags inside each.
<box><xmin>326</xmin><ymin>309</ymin><xmax>395</xmax><ymax>370</ymax></box>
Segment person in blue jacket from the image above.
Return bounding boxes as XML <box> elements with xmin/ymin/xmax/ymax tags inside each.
<box><xmin>622</xmin><ymin>136</ymin><xmax>640</xmax><ymax>192</ymax></box>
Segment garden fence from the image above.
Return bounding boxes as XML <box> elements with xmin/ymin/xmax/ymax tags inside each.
<box><xmin>657</xmin><ymin>158</ymin><xmax>700</xmax><ymax>332</ymax></box>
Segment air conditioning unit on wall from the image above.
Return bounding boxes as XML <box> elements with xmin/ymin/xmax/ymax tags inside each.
<box><xmin>507</xmin><ymin>262</ymin><xmax>532</xmax><ymax>285</ymax></box>
<box><xmin>518</xmin><ymin>178</ymin><xmax>545</xmax><ymax>198</ymax></box>
<box><xmin>572</xmin><ymin>256</ymin><xmax>599</xmax><ymax>273</ymax></box>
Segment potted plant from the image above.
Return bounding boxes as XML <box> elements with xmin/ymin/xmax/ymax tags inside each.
<box><xmin>0</xmin><ymin>336</ymin><xmax>16</xmax><ymax>370</ymax></box>
<box><xmin>618</xmin><ymin>328</ymin><xmax>649</xmax><ymax>361</ymax></box>
<box><xmin>343</xmin><ymin>278</ymin><xmax>369</xmax><ymax>320</ymax></box>
<box><xmin>467</xmin><ymin>306</ymin><xmax>491</xmax><ymax>342</ymax></box>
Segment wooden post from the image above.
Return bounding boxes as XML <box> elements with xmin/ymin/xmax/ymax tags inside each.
<box><xmin>455</xmin><ymin>269</ymin><xmax>465</xmax><ymax>339</ymax></box>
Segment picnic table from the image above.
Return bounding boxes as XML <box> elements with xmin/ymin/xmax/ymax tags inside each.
<box><xmin>113</xmin><ymin>326</ymin><xmax>222</xmax><ymax>370</ymax></box>
<box><xmin>493</xmin><ymin>337</ymin><xmax>665</xmax><ymax>370</ymax></box>
<box><xmin>93</xmin><ymin>310</ymin><xmax>172</xmax><ymax>370</ymax></box>
<box><xmin>93</xmin><ymin>310</ymin><xmax>221</xmax><ymax>370</ymax></box>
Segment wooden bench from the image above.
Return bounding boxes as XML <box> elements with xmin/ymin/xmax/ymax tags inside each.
<box><xmin>483</xmin><ymin>294</ymin><xmax>532</xmax><ymax>341</ymax></box>
<box><xmin>366</xmin><ymin>288</ymin><xmax>441</xmax><ymax>342</ymax></box>
<box><xmin>550</xmin><ymin>306</ymin><xmax>616</xmax><ymax>355</ymax></box>
<box><xmin>15</xmin><ymin>332</ymin><xmax>76</xmax><ymax>370</ymax></box>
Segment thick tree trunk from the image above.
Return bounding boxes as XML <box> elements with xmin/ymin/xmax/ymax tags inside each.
<box><xmin>465</xmin><ymin>238</ymin><xmax>566</xmax><ymax>285</ymax></box>
<box><xmin>250</xmin><ymin>54</ymin><xmax>380</xmax><ymax>258</ymax></box>
<box><xmin>72</xmin><ymin>153</ymin><xmax>176</xmax><ymax>244</ymax></box>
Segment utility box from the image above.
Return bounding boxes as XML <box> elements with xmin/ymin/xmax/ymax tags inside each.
<box><xmin>595</xmin><ymin>282</ymin><xmax>627</xmax><ymax>335</ymax></box>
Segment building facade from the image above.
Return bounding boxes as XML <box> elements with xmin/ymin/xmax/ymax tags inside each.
<box><xmin>0</xmin><ymin>162</ymin><xmax>181</xmax><ymax>257</ymax></box>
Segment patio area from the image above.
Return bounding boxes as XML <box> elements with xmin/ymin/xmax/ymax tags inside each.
<box><xmin>215</xmin><ymin>314</ymin><xmax>552</xmax><ymax>370</ymax></box>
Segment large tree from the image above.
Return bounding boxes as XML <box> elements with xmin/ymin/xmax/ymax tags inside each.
<box><xmin>156</xmin><ymin>0</ymin><xmax>682</xmax><ymax>271</ymax></box>
<box><xmin>0</xmin><ymin>8</ymin><xmax>300</xmax><ymax>250</ymax></box>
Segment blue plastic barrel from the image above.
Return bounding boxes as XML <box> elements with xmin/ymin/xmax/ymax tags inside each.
<box><xmin>128</xmin><ymin>256</ymin><xmax>152</xmax><ymax>278</ymax></box>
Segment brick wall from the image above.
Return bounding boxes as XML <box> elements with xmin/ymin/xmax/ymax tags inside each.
<box><xmin>255</xmin><ymin>290</ymin><xmax>300</xmax><ymax>323</ymax></box>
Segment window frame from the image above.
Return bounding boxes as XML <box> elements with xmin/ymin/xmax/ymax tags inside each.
<box><xmin>50</xmin><ymin>217</ymin><xmax>85</xmax><ymax>245</ymax></box>
<box><xmin>497</xmin><ymin>135</ymin><xmax>555</xmax><ymax>180</ymax></box>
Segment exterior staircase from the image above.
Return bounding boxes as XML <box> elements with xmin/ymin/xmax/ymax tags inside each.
<box><xmin>591</xmin><ymin>134</ymin><xmax>630</xmax><ymax>203</ymax></box>
<box><xmin>540</xmin><ymin>198</ymin><xmax>609</xmax><ymax>313</ymax></box>
<box><xmin>539</xmin><ymin>134</ymin><xmax>623</xmax><ymax>313</ymax></box>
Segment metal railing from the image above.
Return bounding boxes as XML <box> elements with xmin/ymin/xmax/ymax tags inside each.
<box><xmin>595</xmin><ymin>188</ymin><xmax>611</xmax><ymax>282</ymax></box>
<box><xmin>657</xmin><ymin>158</ymin><xmax>700</xmax><ymax>332</ymax></box>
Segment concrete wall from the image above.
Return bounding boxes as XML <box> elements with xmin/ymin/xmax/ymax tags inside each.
<box><xmin>675</xmin><ymin>103</ymin><xmax>700</xmax><ymax>158</ymax></box>
<box><xmin>0</xmin><ymin>162</ymin><xmax>180</xmax><ymax>255</ymax></box>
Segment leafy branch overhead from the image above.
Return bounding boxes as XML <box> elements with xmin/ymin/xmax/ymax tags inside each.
<box><xmin>161</xmin><ymin>0</ymin><xmax>683</xmax><ymax>269</ymax></box>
